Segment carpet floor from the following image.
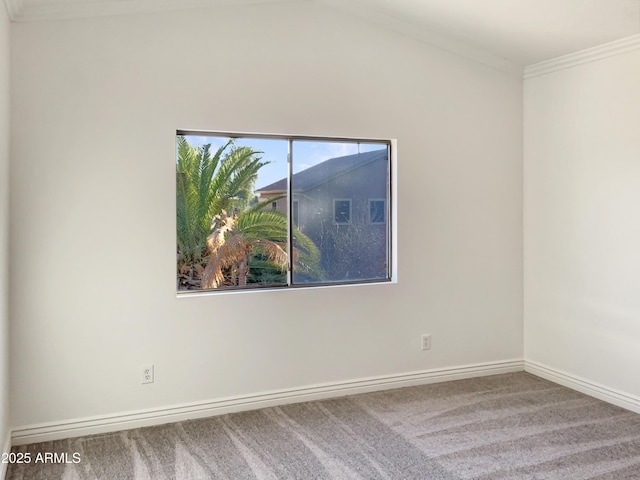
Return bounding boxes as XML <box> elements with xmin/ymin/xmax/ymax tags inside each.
<box><xmin>7</xmin><ymin>372</ymin><xmax>640</xmax><ymax>479</ymax></box>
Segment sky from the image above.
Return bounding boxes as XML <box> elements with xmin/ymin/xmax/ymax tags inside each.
<box><xmin>182</xmin><ymin>134</ymin><xmax>386</xmax><ymax>190</ymax></box>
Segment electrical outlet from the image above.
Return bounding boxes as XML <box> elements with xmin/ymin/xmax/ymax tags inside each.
<box><xmin>142</xmin><ymin>364</ymin><xmax>154</xmax><ymax>384</ymax></box>
<box><xmin>421</xmin><ymin>334</ymin><xmax>431</xmax><ymax>351</ymax></box>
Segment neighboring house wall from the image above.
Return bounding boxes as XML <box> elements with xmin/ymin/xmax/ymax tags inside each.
<box><xmin>295</xmin><ymin>157</ymin><xmax>388</xmax><ymax>231</ymax></box>
<box><xmin>294</xmin><ymin>157</ymin><xmax>389</xmax><ymax>280</ymax></box>
<box><xmin>0</xmin><ymin>1</ymin><xmax>11</xmax><ymax>465</ymax></box>
<box><xmin>258</xmin><ymin>192</ymin><xmax>287</xmax><ymax>215</ymax></box>
<box><xmin>10</xmin><ymin>1</ymin><xmax>523</xmax><ymax>436</ymax></box>
<box><xmin>257</xmin><ymin>153</ymin><xmax>390</xmax><ymax>281</ymax></box>
<box><xmin>524</xmin><ymin>46</ymin><xmax>640</xmax><ymax>399</ymax></box>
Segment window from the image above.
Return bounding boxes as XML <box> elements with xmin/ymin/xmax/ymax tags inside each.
<box><xmin>369</xmin><ymin>199</ymin><xmax>385</xmax><ymax>224</ymax></box>
<box><xmin>176</xmin><ymin>131</ymin><xmax>393</xmax><ymax>292</ymax></box>
<box><xmin>334</xmin><ymin>199</ymin><xmax>351</xmax><ymax>224</ymax></box>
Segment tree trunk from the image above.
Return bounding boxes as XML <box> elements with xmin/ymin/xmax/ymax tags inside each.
<box><xmin>237</xmin><ymin>254</ymin><xmax>249</xmax><ymax>286</ymax></box>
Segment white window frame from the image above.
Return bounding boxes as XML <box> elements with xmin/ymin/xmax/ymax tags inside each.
<box><xmin>176</xmin><ymin>130</ymin><xmax>398</xmax><ymax>295</ymax></box>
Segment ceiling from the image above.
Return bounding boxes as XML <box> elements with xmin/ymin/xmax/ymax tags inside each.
<box><xmin>4</xmin><ymin>0</ymin><xmax>640</xmax><ymax>67</ymax></box>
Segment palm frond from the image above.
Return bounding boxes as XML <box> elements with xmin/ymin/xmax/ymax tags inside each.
<box><xmin>256</xmin><ymin>240</ymin><xmax>288</xmax><ymax>267</ymax></box>
<box><xmin>236</xmin><ymin>211</ymin><xmax>288</xmax><ymax>243</ymax></box>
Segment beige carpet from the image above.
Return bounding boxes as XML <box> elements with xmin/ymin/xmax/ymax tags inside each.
<box><xmin>8</xmin><ymin>373</ymin><xmax>640</xmax><ymax>479</ymax></box>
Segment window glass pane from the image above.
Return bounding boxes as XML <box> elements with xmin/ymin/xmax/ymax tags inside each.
<box><xmin>176</xmin><ymin>135</ymin><xmax>289</xmax><ymax>291</ymax></box>
<box><xmin>334</xmin><ymin>199</ymin><xmax>351</xmax><ymax>224</ymax></box>
<box><xmin>290</xmin><ymin>140</ymin><xmax>390</xmax><ymax>284</ymax></box>
<box><xmin>369</xmin><ymin>200</ymin><xmax>385</xmax><ymax>223</ymax></box>
<box><xmin>177</xmin><ymin>133</ymin><xmax>392</xmax><ymax>293</ymax></box>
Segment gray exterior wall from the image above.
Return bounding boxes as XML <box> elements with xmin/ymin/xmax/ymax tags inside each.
<box><xmin>293</xmin><ymin>157</ymin><xmax>389</xmax><ymax>282</ymax></box>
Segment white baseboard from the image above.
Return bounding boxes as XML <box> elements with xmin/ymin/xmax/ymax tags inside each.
<box><xmin>1</xmin><ymin>432</ymin><xmax>11</xmax><ymax>480</ymax></box>
<box><xmin>12</xmin><ymin>359</ymin><xmax>523</xmax><ymax>445</ymax></box>
<box><xmin>525</xmin><ymin>360</ymin><xmax>640</xmax><ymax>414</ymax></box>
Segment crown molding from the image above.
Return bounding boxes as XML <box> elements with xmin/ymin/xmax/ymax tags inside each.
<box><xmin>318</xmin><ymin>0</ymin><xmax>523</xmax><ymax>78</ymax></box>
<box><xmin>7</xmin><ymin>0</ymin><xmax>299</xmax><ymax>22</ymax></box>
<box><xmin>4</xmin><ymin>0</ymin><xmax>524</xmax><ymax>77</ymax></box>
<box><xmin>3</xmin><ymin>0</ymin><xmax>23</xmax><ymax>21</ymax></box>
<box><xmin>524</xmin><ymin>34</ymin><xmax>640</xmax><ymax>79</ymax></box>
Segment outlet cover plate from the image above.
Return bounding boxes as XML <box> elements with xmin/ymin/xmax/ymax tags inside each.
<box><xmin>142</xmin><ymin>364</ymin><xmax>154</xmax><ymax>384</ymax></box>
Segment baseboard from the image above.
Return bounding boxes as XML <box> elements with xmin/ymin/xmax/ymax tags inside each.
<box><xmin>12</xmin><ymin>359</ymin><xmax>523</xmax><ymax>445</ymax></box>
<box><xmin>525</xmin><ymin>360</ymin><xmax>640</xmax><ymax>414</ymax></box>
<box><xmin>1</xmin><ymin>431</ymin><xmax>11</xmax><ymax>480</ymax></box>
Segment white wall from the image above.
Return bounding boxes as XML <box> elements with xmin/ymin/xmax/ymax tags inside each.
<box><xmin>0</xmin><ymin>0</ymin><xmax>11</xmax><ymax>462</ymax></box>
<box><xmin>10</xmin><ymin>2</ymin><xmax>523</xmax><ymax>430</ymax></box>
<box><xmin>524</xmin><ymin>48</ymin><xmax>640</xmax><ymax>398</ymax></box>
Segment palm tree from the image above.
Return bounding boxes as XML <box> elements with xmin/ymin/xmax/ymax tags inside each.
<box><xmin>201</xmin><ymin>206</ymin><xmax>321</xmax><ymax>289</ymax></box>
<box><xmin>176</xmin><ymin>136</ymin><xmax>266</xmax><ymax>288</ymax></box>
<box><xmin>202</xmin><ymin>209</ymin><xmax>287</xmax><ymax>288</ymax></box>
<box><xmin>176</xmin><ymin>136</ymin><xmax>321</xmax><ymax>289</ymax></box>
